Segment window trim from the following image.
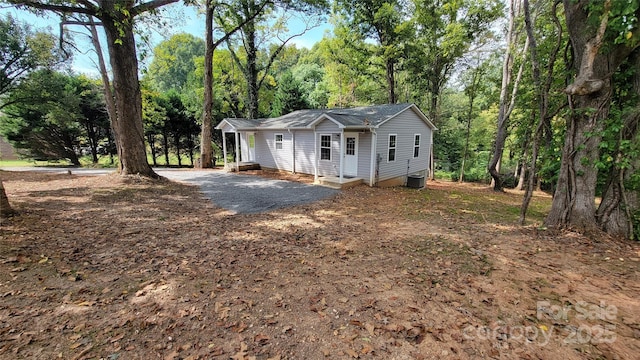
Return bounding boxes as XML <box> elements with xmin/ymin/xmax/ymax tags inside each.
<box><xmin>275</xmin><ymin>133</ymin><xmax>283</xmax><ymax>150</ymax></box>
<box><xmin>388</xmin><ymin>134</ymin><xmax>397</xmax><ymax>162</ymax></box>
<box><xmin>320</xmin><ymin>134</ymin><xmax>331</xmax><ymax>161</ymax></box>
<box><xmin>413</xmin><ymin>134</ymin><xmax>421</xmax><ymax>158</ymax></box>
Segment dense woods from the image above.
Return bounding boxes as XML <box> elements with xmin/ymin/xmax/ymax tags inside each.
<box><xmin>0</xmin><ymin>0</ymin><xmax>638</xmax><ymax>239</ymax></box>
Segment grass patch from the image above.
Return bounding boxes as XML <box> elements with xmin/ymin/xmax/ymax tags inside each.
<box><xmin>401</xmin><ymin>182</ymin><xmax>551</xmax><ymax>225</ymax></box>
<box><xmin>409</xmin><ymin>235</ymin><xmax>494</xmax><ymax>277</ymax></box>
<box><xmin>0</xmin><ymin>159</ymin><xmax>36</xmax><ymax>167</ymax></box>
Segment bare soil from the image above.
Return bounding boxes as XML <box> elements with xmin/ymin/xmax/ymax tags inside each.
<box><xmin>0</xmin><ymin>170</ymin><xmax>638</xmax><ymax>360</ymax></box>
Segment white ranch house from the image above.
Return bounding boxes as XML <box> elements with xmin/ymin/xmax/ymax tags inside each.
<box><xmin>215</xmin><ymin>103</ymin><xmax>437</xmax><ymax>188</ymax></box>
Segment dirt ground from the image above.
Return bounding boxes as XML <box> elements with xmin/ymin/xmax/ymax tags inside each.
<box><xmin>0</xmin><ymin>170</ymin><xmax>638</xmax><ymax>360</ymax></box>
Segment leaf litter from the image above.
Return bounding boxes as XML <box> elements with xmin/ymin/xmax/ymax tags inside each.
<box><xmin>0</xmin><ymin>170</ymin><xmax>638</xmax><ymax>359</ymax></box>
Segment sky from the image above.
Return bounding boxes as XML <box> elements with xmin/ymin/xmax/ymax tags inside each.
<box><xmin>0</xmin><ymin>3</ymin><xmax>331</xmax><ymax>75</ymax></box>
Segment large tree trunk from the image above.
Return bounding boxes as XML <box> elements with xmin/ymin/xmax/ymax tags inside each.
<box><xmin>545</xmin><ymin>0</ymin><xmax>636</xmax><ymax>232</ymax></box>
<box><xmin>245</xmin><ymin>16</ymin><xmax>259</xmax><ymax>119</ymax></box>
<box><xmin>488</xmin><ymin>0</ymin><xmax>526</xmax><ymax>191</ymax></box>
<box><xmin>88</xmin><ymin>16</ymin><xmax>118</xmax><ymax>166</ymax></box>
<box><xmin>0</xmin><ymin>180</ymin><xmax>13</xmax><ymax>219</ymax></box>
<box><xmin>199</xmin><ymin>0</ymin><xmax>215</xmax><ymax>169</ymax></box>
<box><xmin>386</xmin><ymin>58</ymin><xmax>396</xmax><ymax>104</ymax></box>
<box><xmin>101</xmin><ymin>11</ymin><xmax>157</xmax><ymax>178</ymax></box>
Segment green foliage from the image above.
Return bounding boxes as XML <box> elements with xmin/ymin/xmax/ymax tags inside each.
<box><xmin>0</xmin><ymin>14</ymin><xmax>67</xmax><ymax>100</ymax></box>
<box><xmin>270</xmin><ymin>71</ymin><xmax>309</xmax><ymax>116</ymax></box>
<box><xmin>0</xmin><ymin>70</ymin><xmax>103</xmax><ymax>165</ymax></box>
<box><xmin>146</xmin><ymin>33</ymin><xmax>205</xmax><ymax>93</ymax></box>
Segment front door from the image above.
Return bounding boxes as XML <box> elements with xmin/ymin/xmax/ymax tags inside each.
<box><xmin>247</xmin><ymin>133</ymin><xmax>256</xmax><ymax>161</ymax></box>
<box><xmin>344</xmin><ymin>133</ymin><xmax>358</xmax><ymax>177</ymax></box>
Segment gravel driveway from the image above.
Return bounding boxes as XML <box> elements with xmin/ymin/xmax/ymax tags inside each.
<box><xmin>1</xmin><ymin>167</ymin><xmax>339</xmax><ymax>214</ymax></box>
<box><xmin>161</xmin><ymin>169</ymin><xmax>338</xmax><ymax>214</ymax></box>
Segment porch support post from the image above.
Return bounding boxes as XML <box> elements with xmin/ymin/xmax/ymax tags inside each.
<box><xmin>235</xmin><ymin>131</ymin><xmax>240</xmax><ymax>171</ymax></box>
<box><xmin>339</xmin><ymin>128</ymin><xmax>345</xmax><ymax>183</ymax></box>
<box><xmin>222</xmin><ymin>131</ymin><xmax>228</xmax><ymax>170</ymax></box>
<box><xmin>314</xmin><ymin>131</ymin><xmax>318</xmax><ymax>182</ymax></box>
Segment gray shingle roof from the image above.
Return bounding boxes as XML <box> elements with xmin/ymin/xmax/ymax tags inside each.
<box><xmin>219</xmin><ymin>103</ymin><xmax>434</xmax><ymax>130</ymax></box>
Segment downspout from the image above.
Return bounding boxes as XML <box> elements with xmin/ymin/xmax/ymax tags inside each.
<box><xmin>369</xmin><ymin>129</ymin><xmax>377</xmax><ymax>186</ymax></box>
<box><xmin>235</xmin><ymin>131</ymin><xmax>240</xmax><ymax>171</ymax></box>
<box><xmin>339</xmin><ymin>128</ymin><xmax>345</xmax><ymax>183</ymax></box>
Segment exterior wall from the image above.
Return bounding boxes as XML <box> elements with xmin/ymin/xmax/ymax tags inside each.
<box><xmin>254</xmin><ymin>130</ymin><xmax>293</xmax><ymax>171</ymax></box>
<box><xmin>355</xmin><ymin>132</ymin><xmax>372</xmax><ymax>180</ymax></box>
<box><xmin>292</xmin><ymin>130</ymin><xmax>316</xmax><ymax>174</ymax></box>
<box><xmin>314</xmin><ymin>120</ymin><xmax>341</xmax><ymax>177</ymax></box>
<box><xmin>376</xmin><ymin>108</ymin><xmax>432</xmax><ymax>185</ymax></box>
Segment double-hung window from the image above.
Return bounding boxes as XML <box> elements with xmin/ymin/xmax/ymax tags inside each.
<box><xmin>413</xmin><ymin>134</ymin><xmax>421</xmax><ymax>158</ymax></box>
<box><xmin>320</xmin><ymin>135</ymin><xmax>331</xmax><ymax>160</ymax></box>
<box><xmin>275</xmin><ymin>134</ymin><xmax>283</xmax><ymax>150</ymax></box>
<box><xmin>388</xmin><ymin>134</ymin><xmax>397</xmax><ymax>162</ymax></box>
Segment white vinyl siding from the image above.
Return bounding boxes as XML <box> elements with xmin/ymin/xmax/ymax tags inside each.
<box><xmin>388</xmin><ymin>134</ymin><xmax>397</xmax><ymax>162</ymax></box>
<box><xmin>254</xmin><ymin>131</ymin><xmax>293</xmax><ymax>171</ymax></box>
<box><xmin>377</xmin><ymin>108</ymin><xmax>433</xmax><ymax>182</ymax></box>
<box><xmin>315</xmin><ymin>119</ymin><xmax>341</xmax><ymax>177</ymax></box>
<box><xmin>414</xmin><ymin>134</ymin><xmax>420</xmax><ymax>158</ymax></box>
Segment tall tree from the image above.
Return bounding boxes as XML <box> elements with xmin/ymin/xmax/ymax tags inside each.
<box><xmin>519</xmin><ymin>0</ymin><xmax>565</xmax><ymax>224</ymax></box>
<box><xmin>147</xmin><ymin>33</ymin><xmax>205</xmax><ymax>93</ymax></box>
<box><xmin>337</xmin><ymin>0</ymin><xmax>412</xmax><ymax>104</ymax></box>
<box><xmin>545</xmin><ymin>0</ymin><xmax>640</xmax><ymax>233</ymax></box>
<box><xmin>222</xmin><ymin>0</ymin><xmax>324</xmax><ymax>118</ymax></box>
<box><xmin>270</xmin><ymin>70</ymin><xmax>308</xmax><ymax>116</ymax></box>
<box><xmin>0</xmin><ymin>13</ymin><xmax>65</xmax><ymax>215</ymax></box>
<box><xmin>0</xmin><ymin>70</ymin><xmax>84</xmax><ymax>165</ymax></box>
<box><xmin>410</xmin><ymin>0</ymin><xmax>502</xmax><ymax>124</ymax></box>
<box><xmin>8</xmin><ymin>0</ymin><xmax>185</xmax><ymax>178</ymax></box>
<box><xmin>0</xmin><ymin>14</ymin><xmax>66</xmax><ymax>104</ymax></box>
<box><xmin>487</xmin><ymin>0</ymin><xmax>528</xmax><ymax>191</ymax></box>
<box><xmin>198</xmin><ymin>0</ymin><xmax>271</xmax><ymax>168</ymax></box>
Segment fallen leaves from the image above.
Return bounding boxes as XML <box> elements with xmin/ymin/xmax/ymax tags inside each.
<box><xmin>1</xmin><ymin>171</ymin><xmax>639</xmax><ymax>360</ymax></box>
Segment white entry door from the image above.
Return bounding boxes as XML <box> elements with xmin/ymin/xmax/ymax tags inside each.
<box><xmin>344</xmin><ymin>133</ymin><xmax>358</xmax><ymax>177</ymax></box>
<box><xmin>247</xmin><ymin>133</ymin><xmax>256</xmax><ymax>161</ymax></box>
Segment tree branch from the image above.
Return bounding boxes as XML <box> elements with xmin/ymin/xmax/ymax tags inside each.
<box><xmin>131</xmin><ymin>0</ymin><xmax>181</xmax><ymax>17</ymax></box>
<box><xmin>564</xmin><ymin>0</ymin><xmax>610</xmax><ymax>95</ymax></box>
<box><xmin>8</xmin><ymin>0</ymin><xmax>98</xmax><ymax>16</ymax></box>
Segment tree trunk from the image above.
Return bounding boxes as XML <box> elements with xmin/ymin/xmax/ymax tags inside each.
<box><xmin>162</xmin><ymin>132</ymin><xmax>170</xmax><ymax>166</ymax></box>
<box><xmin>174</xmin><ymin>134</ymin><xmax>182</xmax><ymax>167</ymax></box>
<box><xmin>148</xmin><ymin>134</ymin><xmax>158</xmax><ymax>166</ymax></box>
<box><xmin>0</xmin><ymin>180</ymin><xmax>13</xmax><ymax>219</ymax></box>
<box><xmin>545</xmin><ymin>0</ymin><xmax>636</xmax><ymax>232</ymax></box>
<box><xmin>85</xmin><ymin>121</ymin><xmax>99</xmax><ymax>164</ymax></box>
<box><xmin>245</xmin><ymin>17</ymin><xmax>259</xmax><ymax>119</ymax></box>
<box><xmin>101</xmin><ymin>11</ymin><xmax>157</xmax><ymax>178</ymax></box>
<box><xmin>88</xmin><ymin>16</ymin><xmax>119</xmax><ymax>168</ymax></box>
<box><xmin>386</xmin><ymin>58</ymin><xmax>396</xmax><ymax>104</ymax></box>
<box><xmin>199</xmin><ymin>0</ymin><xmax>215</xmax><ymax>169</ymax></box>
<box><xmin>488</xmin><ymin>0</ymin><xmax>526</xmax><ymax>191</ymax></box>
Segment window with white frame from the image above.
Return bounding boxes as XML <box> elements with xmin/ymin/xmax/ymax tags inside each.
<box><xmin>275</xmin><ymin>134</ymin><xmax>283</xmax><ymax>150</ymax></box>
<box><xmin>388</xmin><ymin>134</ymin><xmax>397</xmax><ymax>162</ymax></box>
<box><xmin>413</xmin><ymin>134</ymin><xmax>421</xmax><ymax>158</ymax></box>
<box><xmin>320</xmin><ymin>135</ymin><xmax>331</xmax><ymax>160</ymax></box>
